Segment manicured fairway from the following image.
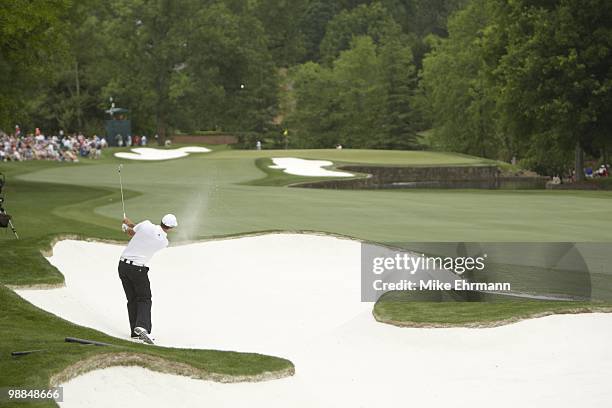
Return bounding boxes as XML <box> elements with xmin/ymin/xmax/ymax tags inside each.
<box><xmin>12</xmin><ymin>147</ymin><xmax>612</xmax><ymax>243</ymax></box>
<box><xmin>207</xmin><ymin>148</ymin><xmax>494</xmax><ymax>166</ymax></box>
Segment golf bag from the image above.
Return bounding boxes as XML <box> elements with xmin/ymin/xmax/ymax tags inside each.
<box><xmin>0</xmin><ymin>173</ymin><xmax>19</xmax><ymax>238</ymax></box>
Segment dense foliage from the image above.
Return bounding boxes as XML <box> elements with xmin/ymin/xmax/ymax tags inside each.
<box><xmin>1</xmin><ymin>0</ymin><xmax>610</xmax><ymax>174</ymax></box>
<box><xmin>420</xmin><ymin>0</ymin><xmax>612</xmax><ymax>177</ymax></box>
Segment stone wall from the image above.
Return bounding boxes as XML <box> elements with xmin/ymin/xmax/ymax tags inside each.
<box><xmin>546</xmin><ymin>181</ymin><xmax>611</xmax><ymax>190</ymax></box>
<box><xmin>293</xmin><ymin>165</ymin><xmax>548</xmax><ymax>190</ymax></box>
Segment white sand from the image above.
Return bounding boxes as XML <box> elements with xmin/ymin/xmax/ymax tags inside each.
<box><xmin>114</xmin><ymin>146</ymin><xmax>210</xmax><ymax>161</ymax></box>
<box><xmin>269</xmin><ymin>157</ymin><xmax>354</xmax><ymax>177</ymax></box>
<box><xmin>15</xmin><ymin>234</ymin><xmax>612</xmax><ymax>408</ymax></box>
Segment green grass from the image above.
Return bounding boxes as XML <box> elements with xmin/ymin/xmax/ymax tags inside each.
<box><xmin>0</xmin><ymin>286</ymin><xmax>291</xmax><ymax>408</ymax></box>
<box><xmin>208</xmin><ymin>148</ymin><xmax>495</xmax><ymax>166</ymax></box>
<box><xmin>374</xmin><ymin>290</ymin><xmax>612</xmax><ymax>326</ymax></box>
<box><xmin>2</xmin><ymin>147</ymin><xmax>612</xmax><ymax>400</ymax></box>
<box><xmin>0</xmin><ymin>176</ymin><xmax>128</xmax><ymax>284</ymax></box>
<box><xmin>12</xmin><ymin>151</ymin><xmax>612</xmax><ymax>242</ymax></box>
<box><xmin>243</xmin><ymin>157</ymin><xmax>366</xmax><ymax>186</ymax></box>
<box><xmin>0</xmin><ymin>159</ymin><xmax>292</xmax><ymax>407</ymax></box>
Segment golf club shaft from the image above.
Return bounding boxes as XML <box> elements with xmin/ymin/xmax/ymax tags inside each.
<box><xmin>118</xmin><ymin>166</ymin><xmax>126</xmax><ymax>218</ymax></box>
<box><xmin>8</xmin><ymin>219</ymin><xmax>18</xmax><ymax>239</ymax></box>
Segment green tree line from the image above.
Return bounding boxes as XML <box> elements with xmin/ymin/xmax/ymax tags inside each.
<box><xmin>419</xmin><ymin>0</ymin><xmax>612</xmax><ymax>178</ymax></box>
<box><xmin>0</xmin><ymin>0</ymin><xmax>459</xmax><ymax>142</ymax></box>
<box><xmin>1</xmin><ymin>0</ymin><xmax>610</xmax><ymax>177</ymax></box>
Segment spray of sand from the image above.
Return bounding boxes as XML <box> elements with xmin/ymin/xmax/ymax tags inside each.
<box><xmin>175</xmin><ymin>171</ymin><xmax>219</xmax><ymax>242</ymax></box>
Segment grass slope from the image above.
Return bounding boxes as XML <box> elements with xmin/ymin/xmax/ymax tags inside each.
<box><xmin>0</xmin><ymin>286</ymin><xmax>292</xmax><ymax>408</ymax></box>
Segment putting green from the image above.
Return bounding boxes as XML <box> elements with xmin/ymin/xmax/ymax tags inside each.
<box><xmin>208</xmin><ymin>148</ymin><xmax>494</xmax><ymax>166</ymax></box>
<box><xmin>13</xmin><ymin>147</ymin><xmax>612</xmax><ymax>242</ymax></box>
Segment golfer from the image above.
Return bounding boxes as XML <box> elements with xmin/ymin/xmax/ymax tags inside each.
<box><xmin>119</xmin><ymin>214</ymin><xmax>178</xmax><ymax>344</ymax></box>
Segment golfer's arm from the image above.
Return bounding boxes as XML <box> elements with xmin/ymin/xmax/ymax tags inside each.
<box><xmin>123</xmin><ymin>218</ymin><xmax>135</xmax><ymax>228</ymax></box>
<box><xmin>126</xmin><ymin>228</ymin><xmax>136</xmax><ymax>237</ymax></box>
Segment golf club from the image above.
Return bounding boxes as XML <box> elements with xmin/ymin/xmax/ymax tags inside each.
<box><xmin>118</xmin><ymin>164</ymin><xmax>126</xmax><ymax>219</ymax></box>
<box><xmin>65</xmin><ymin>337</ymin><xmax>112</xmax><ymax>347</ymax></box>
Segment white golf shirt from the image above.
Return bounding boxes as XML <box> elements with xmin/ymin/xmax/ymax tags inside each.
<box><xmin>120</xmin><ymin>220</ymin><xmax>168</xmax><ymax>266</ymax></box>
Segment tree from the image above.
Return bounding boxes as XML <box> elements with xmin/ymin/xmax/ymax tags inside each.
<box><xmin>0</xmin><ymin>0</ymin><xmax>69</xmax><ymax>129</ymax></box>
<box><xmin>419</xmin><ymin>0</ymin><xmax>501</xmax><ymax>158</ymax></box>
<box><xmin>103</xmin><ymin>0</ymin><xmax>278</xmax><ymax>142</ymax></box>
<box><xmin>102</xmin><ymin>0</ymin><xmax>199</xmax><ymax>142</ymax></box>
<box><xmin>299</xmin><ymin>1</ymin><xmax>340</xmax><ymax>62</ymax></box>
<box><xmin>319</xmin><ymin>3</ymin><xmax>405</xmax><ymax>65</ymax></box>
<box><xmin>286</xmin><ymin>62</ymin><xmax>339</xmax><ymax>147</ymax></box>
<box><xmin>380</xmin><ymin>38</ymin><xmax>418</xmax><ymax>148</ymax></box>
<box><xmin>248</xmin><ymin>0</ymin><xmax>308</xmax><ymax>66</ymax></box>
<box><xmin>332</xmin><ymin>36</ymin><xmax>387</xmax><ymax>147</ymax></box>
<box><xmin>184</xmin><ymin>4</ymin><xmax>278</xmax><ymax>133</ymax></box>
<box><xmin>23</xmin><ymin>0</ymin><xmax>112</xmax><ymax>134</ymax></box>
<box><xmin>495</xmin><ymin>0</ymin><xmax>612</xmax><ymax>180</ymax></box>
<box><xmin>288</xmin><ymin>34</ymin><xmax>418</xmax><ymax>149</ymax></box>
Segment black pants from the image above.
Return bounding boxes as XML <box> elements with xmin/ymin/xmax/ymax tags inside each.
<box><xmin>118</xmin><ymin>260</ymin><xmax>152</xmax><ymax>337</ymax></box>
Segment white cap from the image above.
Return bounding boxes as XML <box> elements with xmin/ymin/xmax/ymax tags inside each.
<box><xmin>161</xmin><ymin>214</ymin><xmax>178</xmax><ymax>228</ymax></box>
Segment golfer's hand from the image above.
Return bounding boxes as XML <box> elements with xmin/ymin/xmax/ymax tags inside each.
<box><xmin>122</xmin><ymin>223</ymin><xmax>129</xmax><ymax>233</ymax></box>
<box><xmin>123</xmin><ymin>217</ymin><xmax>134</xmax><ymax>227</ymax></box>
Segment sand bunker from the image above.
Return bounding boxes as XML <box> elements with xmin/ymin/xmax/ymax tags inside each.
<box><xmin>15</xmin><ymin>234</ymin><xmax>612</xmax><ymax>408</ymax></box>
<box><xmin>269</xmin><ymin>157</ymin><xmax>354</xmax><ymax>177</ymax></box>
<box><xmin>114</xmin><ymin>146</ymin><xmax>210</xmax><ymax>161</ymax></box>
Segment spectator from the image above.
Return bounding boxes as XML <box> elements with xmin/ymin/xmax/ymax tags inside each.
<box><xmin>596</xmin><ymin>165</ymin><xmax>609</xmax><ymax>177</ymax></box>
<box><xmin>141</xmin><ymin>135</ymin><xmax>147</xmax><ymax>146</ymax></box>
<box><xmin>0</xmin><ymin>128</ymin><xmax>107</xmax><ymax>162</ymax></box>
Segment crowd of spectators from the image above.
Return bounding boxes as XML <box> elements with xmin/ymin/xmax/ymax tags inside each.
<box><xmin>1</xmin><ymin>127</ymin><xmax>109</xmax><ymax>162</ymax></box>
<box><xmin>114</xmin><ymin>133</ymin><xmax>148</xmax><ymax>147</ymax></box>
